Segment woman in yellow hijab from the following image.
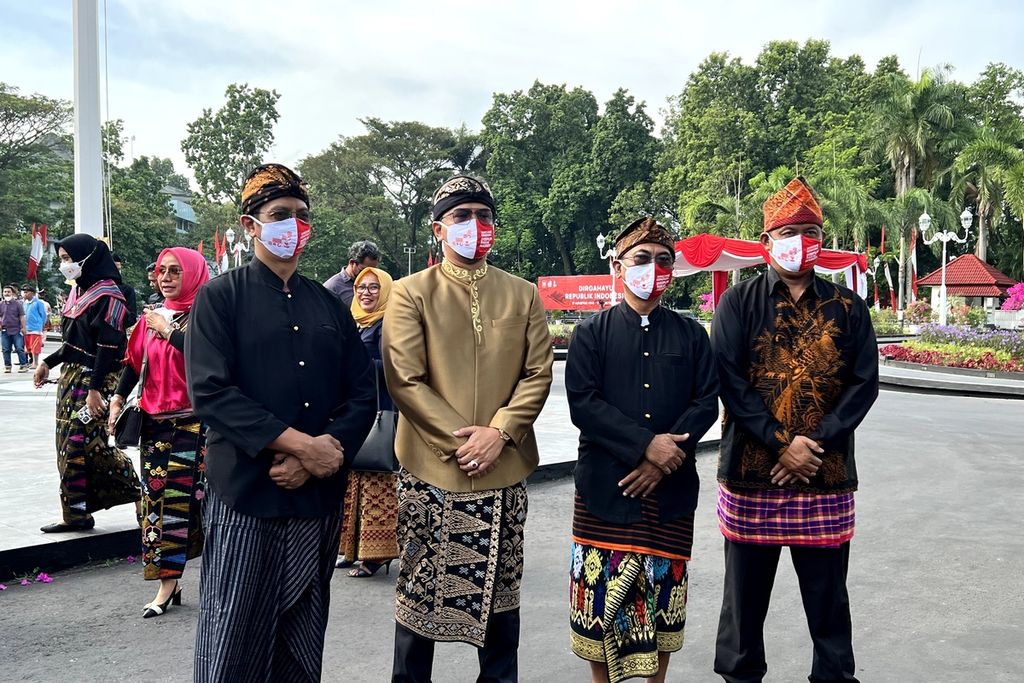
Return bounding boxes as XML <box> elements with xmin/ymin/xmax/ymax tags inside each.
<box><xmin>339</xmin><ymin>266</ymin><xmax>399</xmax><ymax>577</ymax></box>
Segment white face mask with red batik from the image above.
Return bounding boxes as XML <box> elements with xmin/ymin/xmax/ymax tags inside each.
<box><xmin>768</xmin><ymin>234</ymin><xmax>822</xmax><ymax>273</ymax></box>
<box><xmin>623</xmin><ymin>262</ymin><xmax>672</xmax><ymax>300</ymax></box>
<box><xmin>444</xmin><ymin>218</ymin><xmax>494</xmax><ymax>261</ymax></box>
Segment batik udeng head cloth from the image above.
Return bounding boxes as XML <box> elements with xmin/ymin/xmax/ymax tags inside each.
<box><xmin>762</xmin><ymin>177</ymin><xmax>823</xmax><ymax>233</ymax></box>
<box><xmin>240</xmin><ymin>163</ymin><xmax>310</xmax><ymax>216</ymax></box>
<box><xmin>613</xmin><ymin>217</ymin><xmax>676</xmax><ymax>257</ymax></box>
<box><xmin>431</xmin><ymin>175</ymin><xmax>496</xmax><ymax>221</ymax></box>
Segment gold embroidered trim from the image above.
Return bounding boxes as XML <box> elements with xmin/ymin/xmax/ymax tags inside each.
<box><xmin>441</xmin><ymin>260</ymin><xmax>488</xmax><ymax>344</ymax></box>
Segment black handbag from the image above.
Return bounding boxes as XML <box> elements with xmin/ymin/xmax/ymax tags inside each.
<box><xmin>113</xmin><ymin>333</ymin><xmax>149</xmax><ymax>448</ymax></box>
<box><xmin>349</xmin><ymin>367</ymin><xmax>398</xmax><ymax>473</ymax></box>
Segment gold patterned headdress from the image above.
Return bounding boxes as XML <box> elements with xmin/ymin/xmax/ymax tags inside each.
<box><xmin>240</xmin><ymin>163</ymin><xmax>310</xmax><ymax>216</ymax></box>
<box><xmin>431</xmin><ymin>175</ymin><xmax>496</xmax><ymax>220</ymax></box>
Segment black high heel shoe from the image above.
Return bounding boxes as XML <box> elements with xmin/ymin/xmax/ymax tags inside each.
<box><xmin>142</xmin><ymin>582</ymin><xmax>182</xmax><ymax>619</ymax></box>
<box><xmin>348</xmin><ymin>560</ymin><xmax>393</xmax><ymax>578</ymax></box>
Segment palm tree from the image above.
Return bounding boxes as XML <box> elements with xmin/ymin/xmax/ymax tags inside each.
<box><xmin>870</xmin><ymin>67</ymin><xmax>966</xmax><ymax>308</ymax></box>
<box><xmin>951</xmin><ymin>122</ymin><xmax>1024</xmax><ymax>261</ymax></box>
<box><xmin>1001</xmin><ymin>162</ymin><xmax>1024</xmax><ymax>278</ymax></box>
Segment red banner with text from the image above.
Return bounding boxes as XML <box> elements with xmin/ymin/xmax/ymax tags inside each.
<box><xmin>537</xmin><ymin>275</ymin><xmax>619</xmax><ymax>310</ymax></box>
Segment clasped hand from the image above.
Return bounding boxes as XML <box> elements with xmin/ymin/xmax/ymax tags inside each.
<box><xmin>618</xmin><ymin>433</ymin><xmax>691</xmax><ymax>498</ymax></box>
<box><xmin>453</xmin><ymin>426</ymin><xmax>504</xmax><ymax>478</ymax></box>
<box><xmin>771</xmin><ymin>435</ymin><xmax>824</xmax><ymax>486</ymax></box>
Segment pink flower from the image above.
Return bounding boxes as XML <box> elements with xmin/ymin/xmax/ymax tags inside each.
<box><xmin>0</xmin><ymin>583</ymin><xmax>7</xmax><ymax>591</ymax></box>
<box><xmin>126</xmin><ymin>555</ymin><xmax>136</xmax><ymax>563</ymax></box>
<box><xmin>19</xmin><ymin>578</ymin><xmax>30</xmax><ymax>586</ymax></box>
<box><xmin>36</xmin><ymin>572</ymin><xmax>53</xmax><ymax>584</ymax></box>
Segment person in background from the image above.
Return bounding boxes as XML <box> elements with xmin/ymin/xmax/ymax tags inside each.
<box><xmin>338</xmin><ymin>266</ymin><xmax>400</xmax><ymax>577</ymax></box>
<box><xmin>1</xmin><ymin>284</ymin><xmax>29</xmax><ymax>373</ymax></box>
<box><xmin>323</xmin><ymin>240</ymin><xmax>381</xmax><ymax>306</ymax></box>
<box><xmin>187</xmin><ymin>163</ymin><xmax>376</xmax><ymax>681</ymax></box>
<box><xmin>109</xmin><ymin>247</ymin><xmax>210</xmax><ymax>619</ymax></box>
<box><xmin>21</xmin><ymin>284</ymin><xmax>47</xmax><ymax>369</ymax></box>
<box><xmin>145</xmin><ymin>261</ymin><xmax>164</xmax><ymax>307</ymax></box>
<box><xmin>33</xmin><ymin>234</ymin><xmax>141</xmax><ymax>532</ymax></box>
<box><xmin>111</xmin><ymin>252</ymin><xmax>139</xmax><ymax>328</ymax></box>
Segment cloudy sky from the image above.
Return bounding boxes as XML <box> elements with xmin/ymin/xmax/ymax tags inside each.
<box><xmin>4</xmin><ymin>0</ymin><xmax>1023</xmax><ymax>187</ymax></box>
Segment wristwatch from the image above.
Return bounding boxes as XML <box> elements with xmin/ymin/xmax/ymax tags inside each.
<box><xmin>496</xmin><ymin>428</ymin><xmax>512</xmax><ymax>444</ymax></box>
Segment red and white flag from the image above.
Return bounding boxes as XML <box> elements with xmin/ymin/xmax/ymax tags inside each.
<box><xmin>27</xmin><ymin>223</ymin><xmax>48</xmax><ymax>280</ymax></box>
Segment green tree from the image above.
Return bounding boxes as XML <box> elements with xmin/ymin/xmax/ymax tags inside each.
<box><xmin>181</xmin><ymin>83</ymin><xmax>280</xmax><ymax>205</ymax></box>
<box><xmin>0</xmin><ymin>83</ymin><xmax>71</xmax><ymax>173</ymax></box>
<box><xmin>106</xmin><ymin>157</ymin><xmax>178</xmax><ymax>295</ymax></box>
<box><xmin>869</xmin><ymin>67</ymin><xmax>968</xmax><ymax>308</ymax></box>
<box><xmin>951</xmin><ymin>123</ymin><xmax>1024</xmax><ymax>260</ymax></box>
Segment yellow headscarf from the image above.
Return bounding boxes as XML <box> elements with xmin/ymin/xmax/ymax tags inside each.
<box><xmin>349</xmin><ymin>266</ymin><xmax>394</xmax><ymax>329</ymax></box>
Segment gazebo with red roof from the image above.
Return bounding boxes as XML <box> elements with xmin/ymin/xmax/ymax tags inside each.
<box><xmin>917</xmin><ymin>253</ymin><xmax>1016</xmax><ymax>310</ymax></box>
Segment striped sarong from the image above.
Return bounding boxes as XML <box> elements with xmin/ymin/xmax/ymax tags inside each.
<box><xmin>717</xmin><ymin>483</ymin><xmax>854</xmax><ymax>547</ymax></box>
<box><xmin>193</xmin><ymin>489</ymin><xmax>342</xmax><ymax>683</ymax></box>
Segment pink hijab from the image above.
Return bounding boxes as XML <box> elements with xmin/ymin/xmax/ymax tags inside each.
<box><xmin>124</xmin><ymin>247</ymin><xmax>209</xmax><ymax>414</ymax></box>
<box><xmin>157</xmin><ymin>247</ymin><xmax>209</xmax><ymax>312</ymax></box>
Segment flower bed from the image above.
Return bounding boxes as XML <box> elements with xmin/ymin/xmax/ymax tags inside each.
<box><xmin>879</xmin><ymin>341</ymin><xmax>1024</xmax><ymax>373</ymax></box>
<box><xmin>917</xmin><ymin>324</ymin><xmax>1024</xmax><ymax>360</ymax></box>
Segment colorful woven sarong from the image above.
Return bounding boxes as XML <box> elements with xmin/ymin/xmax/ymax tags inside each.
<box><xmin>569</xmin><ymin>543</ymin><xmax>688</xmax><ymax>683</ymax></box>
<box><xmin>394</xmin><ymin>469</ymin><xmax>527</xmax><ymax>647</ymax></box>
<box><xmin>139</xmin><ymin>413</ymin><xmax>206</xmax><ymax>580</ymax></box>
<box><xmin>54</xmin><ymin>362</ymin><xmax>140</xmax><ymax>521</ymax></box>
<box><xmin>717</xmin><ymin>483</ymin><xmax>854</xmax><ymax>547</ymax></box>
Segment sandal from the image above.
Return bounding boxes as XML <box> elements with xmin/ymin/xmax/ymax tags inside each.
<box><xmin>349</xmin><ymin>560</ymin><xmax>392</xmax><ymax>578</ymax></box>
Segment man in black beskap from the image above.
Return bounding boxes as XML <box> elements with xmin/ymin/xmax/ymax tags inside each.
<box><xmin>187</xmin><ymin>163</ymin><xmax>376</xmax><ymax>682</ymax></box>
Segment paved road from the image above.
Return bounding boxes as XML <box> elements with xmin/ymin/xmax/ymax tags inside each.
<box><xmin>1</xmin><ymin>389</ymin><xmax>1021</xmax><ymax>682</ymax></box>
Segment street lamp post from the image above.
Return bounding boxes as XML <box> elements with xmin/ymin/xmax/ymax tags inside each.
<box><xmin>919</xmin><ymin>208</ymin><xmax>971</xmax><ymax>326</ymax></box>
<box><xmin>403</xmin><ymin>243</ymin><xmax>417</xmax><ymax>277</ymax></box>
<box><xmin>595</xmin><ymin>233</ymin><xmax>617</xmax><ymax>307</ymax></box>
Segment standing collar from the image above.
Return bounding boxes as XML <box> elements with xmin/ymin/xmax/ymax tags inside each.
<box><xmin>440</xmin><ymin>259</ymin><xmax>488</xmax><ymax>285</ymax></box>
<box><xmin>249</xmin><ymin>255</ymin><xmax>301</xmax><ymax>291</ymax></box>
<box><xmin>615</xmin><ymin>301</ymin><xmax>663</xmax><ymax>326</ymax></box>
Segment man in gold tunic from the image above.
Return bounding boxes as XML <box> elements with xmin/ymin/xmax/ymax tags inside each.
<box><xmin>383</xmin><ymin>175</ymin><xmax>554</xmax><ymax>683</ymax></box>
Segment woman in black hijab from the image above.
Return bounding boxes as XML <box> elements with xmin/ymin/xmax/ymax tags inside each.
<box><xmin>33</xmin><ymin>234</ymin><xmax>140</xmax><ymax>532</ymax></box>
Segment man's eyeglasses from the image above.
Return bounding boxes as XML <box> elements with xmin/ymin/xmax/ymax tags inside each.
<box><xmin>157</xmin><ymin>266</ymin><xmax>184</xmax><ymax>277</ymax></box>
<box><xmin>621</xmin><ymin>253</ymin><xmax>675</xmax><ymax>268</ymax></box>
<box><xmin>355</xmin><ymin>284</ymin><xmax>381</xmax><ymax>293</ymax></box>
<box><xmin>445</xmin><ymin>208</ymin><xmax>494</xmax><ymax>224</ymax></box>
<box><xmin>262</xmin><ymin>209</ymin><xmax>311</xmax><ymax>223</ymax></box>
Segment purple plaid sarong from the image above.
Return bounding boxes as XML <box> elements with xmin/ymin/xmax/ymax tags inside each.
<box><xmin>716</xmin><ymin>483</ymin><xmax>854</xmax><ymax>547</ymax></box>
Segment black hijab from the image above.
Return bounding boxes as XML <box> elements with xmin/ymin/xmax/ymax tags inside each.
<box><xmin>53</xmin><ymin>234</ymin><xmax>122</xmax><ymax>291</ymax></box>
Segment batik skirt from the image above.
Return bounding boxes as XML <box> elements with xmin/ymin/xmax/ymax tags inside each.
<box><xmin>54</xmin><ymin>362</ymin><xmax>141</xmax><ymax>522</ymax></box>
<box><xmin>139</xmin><ymin>413</ymin><xmax>206</xmax><ymax>580</ymax></box>
<box><xmin>339</xmin><ymin>471</ymin><xmax>399</xmax><ymax>563</ymax></box>
<box><xmin>395</xmin><ymin>469</ymin><xmax>528</xmax><ymax>647</ymax></box>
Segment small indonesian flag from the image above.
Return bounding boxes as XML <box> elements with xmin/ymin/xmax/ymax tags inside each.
<box><xmin>27</xmin><ymin>223</ymin><xmax>48</xmax><ymax>280</ymax></box>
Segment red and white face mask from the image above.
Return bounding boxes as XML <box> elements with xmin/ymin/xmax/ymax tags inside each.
<box><xmin>768</xmin><ymin>233</ymin><xmax>821</xmax><ymax>273</ymax></box>
<box><xmin>445</xmin><ymin>218</ymin><xmax>494</xmax><ymax>261</ymax></box>
<box><xmin>623</xmin><ymin>262</ymin><xmax>672</xmax><ymax>300</ymax></box>
<box><xmin>249</xmin><ymin>216</ymin><xmax>311</xmax><ymax>260</ymax></box>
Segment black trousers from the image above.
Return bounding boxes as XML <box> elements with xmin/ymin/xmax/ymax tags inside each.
<box><xmin>714</xmin><ymin>539</ymin><xmax>858</xmax><ymax>683</ymax></box>
<box><xmin>391</xmin><ymin>609</ymin><xmax>520</xmax><ymax>683</ymax></box>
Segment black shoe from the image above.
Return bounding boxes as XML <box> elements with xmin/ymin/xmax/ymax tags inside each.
<box><xmin>40</xmin><ymin>519</ymin><xmax>95</xmax><ymax>533</ymax></box>
<box><xmin>142</xmin><ymin>582</ymin><xmax>182</xmax><ymax>619</ymax></box>
<box><xmin>349</xmin><ymin>559</ymin><xmax>393</xmax><ymax>578</ymax></box>
<box><xmin>336</xmin><ymin>555</ymin><xmax>354</xmax><ymax>569</ymax></box>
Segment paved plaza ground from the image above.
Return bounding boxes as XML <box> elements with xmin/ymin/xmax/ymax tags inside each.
<box><xmin>1</xmin><ymin>380</ymin><xmax>1021</xmax><ymax>681</ymax></box>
